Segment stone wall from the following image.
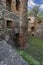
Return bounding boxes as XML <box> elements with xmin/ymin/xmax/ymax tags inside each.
<box><xmin>0</xmin><ymin>0</ymin><xmax>28</xmax><ymax>48</ymax></box>
<box><xmin>0</xmin><ymin>18</ymin><xmax>5</xmax><ymax>40</ymax></box>
<box><xmin>28</xmin><ymin>16</ymin><xmax>43</xmax><ymax>38</ymax></box>
<box><xmin>19</xmin><ymin>0</ymin><xmax>28</xmax><ymax>32</ymax></box>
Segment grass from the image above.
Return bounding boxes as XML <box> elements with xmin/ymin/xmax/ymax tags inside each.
<box><xmin>29</xmin><ymin>36</ymin><xmax>43</xmax><ymax>50</ymax></box>
<box><xmin>27</xmin><ymin>35</ymin><xmax>43</xmax><ymax>65</ymax></box>
<box><xmin>18</xmin><ymin>50</ymin><xmax>40</xmax><ymax>65</ymax></box>
<box><xmin>17</xmin><ymin>35</ymin><xmax>43</xmax><ymax>65</ymax></box>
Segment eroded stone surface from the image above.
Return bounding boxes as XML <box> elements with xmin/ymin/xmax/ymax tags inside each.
<box><xmin>0</xmin><ymin>40</ymin><xmax>29</xmax><ymax>65</ymax></box>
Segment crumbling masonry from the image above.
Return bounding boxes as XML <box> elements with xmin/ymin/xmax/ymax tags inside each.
<box><xmin>0</xmin><ymin>0</ymin><xmax>28</xmax><ymax>48</ymax></box>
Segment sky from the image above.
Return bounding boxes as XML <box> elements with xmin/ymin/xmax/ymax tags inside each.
<box><xmin>28</xmin><ymin>0</ymin><xmax>43</xmax><ymax>11</ymax></box>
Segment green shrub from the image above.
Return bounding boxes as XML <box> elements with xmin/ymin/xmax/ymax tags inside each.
<box><xmin>18</xmin><ymin>50</ymin><xmax>40</xmax><ymax>65</ymax></box>
<box><xmin>40</xmin><ymin>61</ymin><xmax>43</xmax><ymax>65</ymax></box>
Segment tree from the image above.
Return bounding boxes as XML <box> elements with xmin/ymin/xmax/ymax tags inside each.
<box><xmin>28</xmin><ymin>6</ymin><xmax>40</xmax><ymax>17</ymax></box>
<box><xmin>36</xmin><ymin>12</ymin><xmax>43</xmax><ymax>23</ymax></box>
<box><xmin>31</xmin><ymin>6</ymin><xmax>40</xmax><ymax>17</ymax></box>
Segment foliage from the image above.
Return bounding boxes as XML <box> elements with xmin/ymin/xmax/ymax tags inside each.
<box><xmin>17</xmin><ymin>35</ymin><xmax>43</xmax><ymax>65</ymax></box>
<box><xmin>26</xmin><ymin>35</ymin><xmax>43</xmax><ymax>65</ymax></box>
<box><xmin>36</xmin><ymin>11</ymin><xmax>43</xmax><ymax>23</ymax></box>
<box><xmin>28</xmin><ymin>6</ymin><xmax>40</xmax><ymax>17</ymax></box>
<box><xmin>36</xmin><ymin>16</ymin><xmax>42</xmax><ymax>23</ymax></box>
<box><xmin>28</xmin><ymin>36</ymin><xmax>43</xmax><ymax>50</ymax></box>
<box><xmin>18</xmin><ymin>50</ymin><xmax>40</xmax><ymax>65</ymax></box>
<box><xmin>32</xmin><ymin>6</ymin><xmax>39</xmax><ymax>17</ymax></box>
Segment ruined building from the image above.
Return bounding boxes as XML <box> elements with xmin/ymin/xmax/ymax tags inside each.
<box><xmin>28</xmin><ymin>16</ymin><xmax>43</xmax><ymax>38</ymax></box>
<box><xmin>0</xmin><ymin>0</ymin><xmax>28</xmax><ymax>48</ymax></box>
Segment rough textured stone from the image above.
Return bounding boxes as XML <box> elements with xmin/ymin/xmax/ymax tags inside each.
<box><xmin>0</xmin><ymin>0</ymin><xmax>28</xmax><ymax>48</ymax></box>
<box><xmin>0</xmin><ymin>40</ymin><xmax>28</xmax><ymax>65</ymax></box>
<box><xmin>28</xmin><ymin>16</ymin><xmax>43</xmax><ymax>38</ymax></box>
<box><xmin>0</xmin><ymin>0</ymin><xmax>29</xmax><ymax>64</ymax></box>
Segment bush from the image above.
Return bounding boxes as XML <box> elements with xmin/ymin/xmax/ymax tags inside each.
<box><xmin>18</xmin><ymin>50</ymin><xmax>40</xmax><ymax>65</ymax></box>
